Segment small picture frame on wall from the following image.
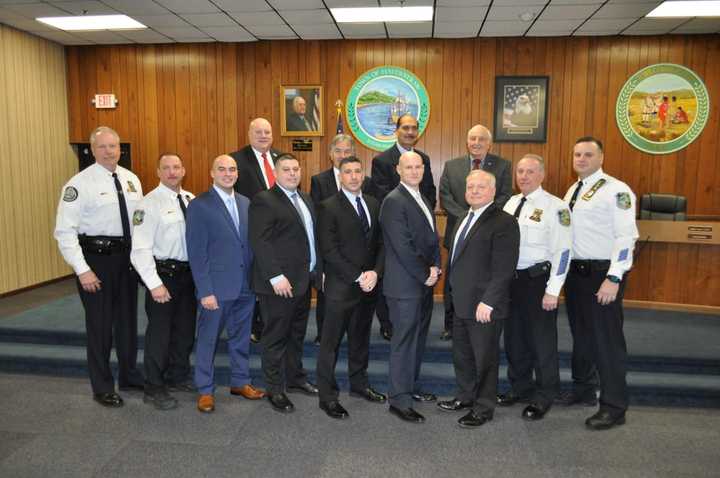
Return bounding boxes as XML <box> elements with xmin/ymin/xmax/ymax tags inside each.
<box><xmin>280</xmin><ymin>85</ymin><xmax>323</xmax><ymax>137</ymax></box>
<box><xmin>493</xmin><ymin>76</ymin><xmax>549</xmax><ymax>143</ymax></box>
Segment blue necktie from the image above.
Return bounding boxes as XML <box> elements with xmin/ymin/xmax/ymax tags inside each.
<box><xmin>451</xmin><ymin>211</ymin><xmax>474</xmax><ymax>264</ymax></box>
<box><xmin>356</xmin><ymin>196</ymin><xmax>370</xmax><ymax>237</ymax></box>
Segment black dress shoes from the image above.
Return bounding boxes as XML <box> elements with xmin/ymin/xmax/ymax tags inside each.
<box><xmin>496</xmin><ymin>391</ymin><xmax>530</xmax><ymax>407</ymax></box>
<box><xmin>93</xmin><ymin>392</ymin><xmax>124</xmax><ymax>408</ymax></box>
<box><xmin>389</xmin><ymin>405</ymin><xmax>425</xmax><ymax>423</ymax></box>
<box><xmin>350</xmin><ymin>387</ymin><xmax>387</xmax><ymax>403</ymax></box>
<box><xmin>439</xmin><ymin>330</ymin><xmax>452</xmax><ymax>341</ymax></box>
<box><xmin>521</xmin><ymin>404</ymin><xmax>548</xmax><ymax>421</ymax></box>
<box><xmin>267</xmin><ymin>392</ymin><xmax>295</xmax><ymax>413</ymax></box>
<box><xmin>556</xmin><ymin>390</ymin><xmax>598</xmax><ymax>406</ymax></box>
<box><xmin>437</xmin><ymin>398</ymin><xmax>474</xmax><ymax>412</ymax></box>
<box><xmin>287</xmin><ymin>382</ymin><xmax>319</xmax><ymax>396</ymax></box>
<box><xmin>118</xmin><ymin>383</ymin><xmax>144</xmax><ymax>392</ymax></box>
<box><xmin>411</xmin><ymin>392</ymin><xmax>437</xmax><ymax>402</ymax></box>
<box><xmin>458</xmin><ymin>410</ymin><xmax>493</xmax><ymax>428</ymax></box>
<box><xmin>143</xmin><ymin>391</ymin><xmax>178</xmax><ymax>411</ymax></box>
<box><xmin>585</xmin><ymin>410</ymin><xmax>626</xmax><ymax>430</ymax></box>
<box><xmin>380</xmin><ymin>327</ymin><xmax>392</xmax><ymax>341</ymax></box>
<box><xmin>320</xmin><ymin>400</ymin><xmax>349</xmax><ymax>419</ymax></box>
<box><xmin>167</xmin><ymin>381</ymin><xmax>196</xmax><ymax>393</ymax></box>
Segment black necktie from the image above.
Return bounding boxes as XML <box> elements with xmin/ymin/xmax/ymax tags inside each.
<box><xmin>356</xmin><ymin>196</ymin><xmax>370</xmax><ymax>236</ymax></box>
<box><xmin>112</xmin><ymin>172</ymin><xmax>131</xmax><ymax>243</ymax></box>
<box><xmin>451</xmin><ymin>211</ymin><xmax>475</xmax><ymax>264</ymax></box>
<box><xmin>569</xmin><ymin>181</ymin><xmax>584</xmax><ymax>211</ymax></box>
<box><xmin>513</xmin><ymin>196</ymin><xmax>527</xmax><ymax>218</ymax></box>
<box><xmin>177</xmin><ymin>194</ymin><xmax>187</xmax><ymax>219</ymax></box>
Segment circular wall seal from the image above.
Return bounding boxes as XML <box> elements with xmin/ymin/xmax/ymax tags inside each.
<box><xmin>345</xmin><ymin>66</ymin><xmax>430</xmax><ymax>152</ymax></box>
<box><xmin>616</xmin><ymin>63</ymin><xmax>709</xmax><ymax>155</ymax></box>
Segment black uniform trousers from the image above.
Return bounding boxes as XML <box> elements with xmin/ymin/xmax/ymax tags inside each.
<box><xmin>504</xmin><ymin>270</ymin><xmax>560</xmax><ymax>409</ymax></box>
<box><xmin>258</xmin><ymin>289</ymin><xmax>311</xmax><ymax>394</ymax></box>
<box><xmin>316</xmin><ymin>291</ymin><xmax>377</xmax><ymax>403</ymax></box>
<box><xmin>564</xmin><ymin>261</ymin><xmax>628</xmax><ymax>415</ymax></box>
<box><xmin>143</xmin><ymin>268</ymin><xmax>197</xmax><ymax>394</ymax></box>
<box><xmin>452</xmin><ymin>315</ymin><xmax>503</xmax><ymax>415</ymax></box>
<box><xmin>315</xmin><ymin>288</ymin><xmax>326</xmax><ymax>339</ymax></box>
<box><xmin>77</xmin><ymin>250</ymin><xmax>143</xmax><ymax>394</ymax></box>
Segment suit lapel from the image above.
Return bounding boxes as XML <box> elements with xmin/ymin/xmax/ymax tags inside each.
<box><xmin>247</xmin><ymin>147</ymin><xmax>268</xmax><ymax>189</ymax></box>
<box><xmin>209</xmin><ymin>187</ymin><xmax>242</xmax><ymax>242</ymax></box>
<box><xmin>398</xmin><ymin>185</ymin><xmax>434</xmax><ymax>233</ymax></box>
<box><xmin>273</xmin><ymin>185</ymin><xmax>307</xmax><ymax>230</ymax></box>
<box><xmin>339</xmin><ymin>191</ymin><xmax>367</xmax><ymax>235</ymax></box>
<box><xmin>454</xmin><ymin>204</ymin><xmax>496</xmax><ymax>262</ymax></box>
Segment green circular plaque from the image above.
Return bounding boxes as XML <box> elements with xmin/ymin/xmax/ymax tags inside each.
<box><xmin>345</xmin><ymin>66</ymin><xmax>430</xmax><ymax>152</ymax></box>
<box><xmin>616</xmin><ymin>63</ymin><xmax>709</xmax><ymax>155</ymax></box>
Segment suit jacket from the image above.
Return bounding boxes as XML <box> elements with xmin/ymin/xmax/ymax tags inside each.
<box><xmin>318</xmin><ymin>191</ymin><xmax>384</xmax><ymax>300</ymax></box>
<box><xmin>379</xmin><ymin>185</ymin><xmax>440</xmax><ymax>299</ymax></box>
<box><xmin>229</xmin><ymin>145</ymin><xmax>283</xmax><ymax>199</ymax></box>
<box><xmin>286</xmin><ymin>113</ymin><xmax>313</xmax><ymax>132</ymax></box>
<box><xmin>310</xmin><ymin>167</ymin><xmax>372</xmax><ymax>206</ymax></box>
<box><xmin>447</xmin><ymin>203</ymin><xmax>519</xmax><ymax>320</ymax></box>
<box><xmin>249</xmin><ymin>185</ymin><xmax>321</xmax><ymax>297</ymax></box>
<box><xmin>370</xmin><ymin>144</ymin><xmax>436</xmax><ymax>210</ymax></box>
<box><xmin>439</xmin><ymin>153</ymin><xmax>513</xmax><ymax>249</ymax></box>
<box><xmin>186</xmin><ymin>187</ymin><xmax>253</xmax><ymax>301</ymax></box>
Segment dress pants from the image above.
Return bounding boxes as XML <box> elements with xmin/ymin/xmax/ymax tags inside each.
<box><xmin>259</xmin><ymin>289</ymin><xmax>311</xmax><ymax>394</ymax></box>
<box><xmin>194</xmin><ymin>293</ymin><xmax>255</xmax><ymax>395</ymax></box>
<box><xmin>315</xmin><ymin>288</ymin><xmax>326</xmax><ymax>339</ymax></box>
<box><xmin>504</xmin><ymin>271</ymin><xmax>560</xmax><ymax>408</ymax></box>
<box><xmin>316</xmin><ymin>291</ymin><xmax>376</xmax><ymax>403</ymax></box>
<box><xmin>452</xmin><ymin>314</ymin><xmax>502</xmax><ymax>415</ymax></box>
<box><xmin>386</xmin><ymin>289</ymin><xmax>433</xmax><ymax>409</ymax></box>
<box><xmin>77</xmin><ymin>251</ymin><xmax>143</xmax><ymax>394</ymax></box>
<box><xmin>442</xmin><ymin>255</ymin><xmax>454</xmax><ymax>332</ymax></box>
<box><xmin>565</xmin><ymin>266</ymin><xmax>628</xmax><ymax>414</ymax></box>
<box><xmin>373</xmin><ymin>283</ymin><xmax>393</xmax><ymax>333</ymax></box>
<box><xmin>143</xmin><ymin>269</ymin><xmax>196</xmax><ymax>393</ymax></box>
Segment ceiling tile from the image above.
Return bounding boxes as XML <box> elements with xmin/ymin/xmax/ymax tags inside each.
<box><xmin>48</xmin><ymin>1</ymin><xmax>119</xmax><ymax>15</ymax></box>
<box><xmin>293</xmin><ymin>23</ymin><xmax>342</xmax><ymax>39</ymax></box>
<box><xmin>152</xmin><ymin>25</ymin><xmax>210</xmax><ymax>38</ymax></box>
<box><xmin>623</xmin><ymin>17</ymin><xmax>687</xmax><ymax>33</ymax></box>
<box><xmin>228</xmin><ymin>11</ymin><xmax>285</xmax><ymax>26</ymax></box>
<box><xmin>115</xmin><ymin>28</ymin><xmax>172</xmax><ymax>42</ymax></box>
<box><xmin>338</xmin><ymin>22</ymin><xmax>386</xmax><ymax>38</ymax></box>
<box><xmin>212</xmin><ymin>0</ymin><xmax>270</xmax><ymax>12</ymax></box>
<box><xmin>0</xmin><ymin>0</ymin><xmax>42</xmax><ymax>4</ymax></box>
<box><xmin>244</xmin><ymin>23</ymin><xmax>296</xmax><ymax>39</ymax></box>
<box><xmin>435</xmin><ymin>6</ymin><xmax>488</xmax><ymax>22</ymax></box>
<box><xmin>591</xmin><ymin>2</ymin><xmax>661</xmax><ymax>19</ymax></box>
<box><xmin>267</xmin><ymin>0</ymin><xmax>325</xmax><ymax>9</ymax></box>
<box><xmin>378</xmin><ymin>0</ymin><xmax>434</xmax><ymax>5</ymax></box>
<box><xmin>202</xmin><ymin>26</ymin><xmax>256</xmax><ymax>41</ymax></box>
<box><xmin>132</xmin><ymin>15</ymin><xmax>189</xmax><ymax>27</ymax></box>
<box><xmin>526</xmin><ymin>30</ymin><xmax>573</xmax><ymax>37</ymax></box>
<box><xmin>181</xmin><ymin>13</ymin><xmax>236</xmax><ymax>27</ymax></box>
<box><xmin>672</xmin><ymin>17</ymin><xmax>720</xmax><ymax>34</ymax></box>
<box><xmin>278</xmin><ymin>8</ymin><xmax>333</xmax><ymax>24</ymax></box>
<box><xmin>549</xmin><ymin>0</ymin><xmax>604</xmax><ymax>3</ymax></box>
<box><xmin>387</xmin><ymin>21</ymin><xmax>432</xmax><ymax>38</ymax></box>
<box><xmin>3</xmin><ymin>3</ymin><xmax>70</xmax><ymax>18</ymax></box>
<box><xmin>72</xmin><ymin>30</ymin><xmax>133</xmax><ymax>43</ymax></box>
<box><xmin>434</xmin><ymin>21</ymin><xmax>480</xmax><ymax>37</ymax></box>
<box><xmin>539</xmin><ymin>4</ymin><xmax>599</xmax><ymax>20</ymax></box>
<box><xmin>486</xmin><ymin>5</ymin><xmax>544</xmax><ymax>21</ymax></box>
<box><xmin>324</xmin><ymin>0</ymin><xmax>377</xmax><ymax>6</ymax></box>
<box><xmin>0</xmin><ymin>17</ymin><xmax>59</xmax><ymax>31</ymax></box>
<box><xmin>436</xmin><ymin>0</ymin><xmax>490</xmax><ymax>5</ymax></box>
<box><xmin>529</xmin><ymin>18</ymin><xmax>585</xmax><ymax>31</ymax></box>
<box><xmin>175</xmin><ymin>37</ymin><xmax>215</xmax><ymax>42</ymax></box>
<box><xmin>100</xmin><ymin>0</ymin><xmax>170</xmax><ymax>15</ymax></box>
<box><xmin>153</xmin><ymin>0</ymin><xmax>219</xmax><ymax>15</ymax></box>
<box><xmin>490</xmin><ymin>0</ymin><xmax>546</xmax><ymax>5</ymax></box>
<box><xmin>31</xmin><ymin>29</ymin><xmax>93</xmax><ymax>44</ymax></box>
<box><xmin>479</xmin><ymin>20</ymin><xmax>528</xmax><ymax>36</ymax></box>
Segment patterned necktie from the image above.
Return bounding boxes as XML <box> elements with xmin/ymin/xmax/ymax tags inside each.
<box><xmin>291</xmin><ymin>193</ymin><xmax>306</xmax><ymax>228</ymax></box>
<box><xmin>569</xmin><ymin>181</ymin><xmax>584</xmax><ymax>211</ymax></box>
<box><xmin>112</xmin><ymin>172</ymin><xmax>131</xmax><ymax>243</ymax></box>
<box><xmin>513</xmin><ymin>197</ymin><xmax>527</xmax><ymax>218</ymax></box>
<box><xmin>227</xmin><ymin>197</ymin><xmax>239</xmax><ymax>231</ymax></box>
<box><xmin>451</xmin><ymin>211</ymin><xmax>475</xmax><ymax>264</ymax></box>
<box><xmin>356</xmin><ymin>196</ymin><xmax>370</xmax><ymax>236</ymax></box>
<box><xmin>262</xmin><ymin>152</ymin><xmax>275</xmax><ymax>188</ymax></box>
<box><xmin>177</xmin><ymin>194</ymin><xmax>187</xmax><ymax>219</ymax></box>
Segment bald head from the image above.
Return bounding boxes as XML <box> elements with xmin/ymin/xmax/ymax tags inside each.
<box><xmin>211</xmin><ymin>154</ymin><xmax>238</xmax><ymax>193</ymax></box>
<box><xmin>467</xmin><ymin>124</ymin><xmax>493</xmax><ymax>161</ymax></box>
<box><xmin>397</xmin><ymin>151</ymin><xmax>424</xmax><ymax>190</ymax></box>
<box><xmin>248</xmin><ymin>117</ymin><xmax>273</xmax><ymax>153</ymax></box>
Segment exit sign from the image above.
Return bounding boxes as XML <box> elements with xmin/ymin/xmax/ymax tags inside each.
<box><xmin>94</xmin><ymin>94</ymin><xmax>117</xmax><ymax>109</ymax></box>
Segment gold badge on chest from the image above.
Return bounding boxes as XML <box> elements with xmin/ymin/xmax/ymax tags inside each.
<box><xmin>529</xmin><ymin>209</ymin><xmax>543</xmax><ymax>222</ymax></box>
<box><xmin>126</xmin><ymin>181</ymin><xmax>137</xmax><ymax>193</ymax></box>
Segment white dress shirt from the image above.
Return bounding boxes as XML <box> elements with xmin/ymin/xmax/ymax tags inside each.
<box><xmin>252</xmin><ymin>147</ymin><xmax>275</xmax><ymax>189</ymax></box>
<box><xmin>400</xmin><ymin>182</ymin><xmax>434</xmax><ymax>231</ymax></box>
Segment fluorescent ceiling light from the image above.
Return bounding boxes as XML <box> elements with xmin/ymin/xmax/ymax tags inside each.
<box><xmin>331</xmin><ymin>6</ymin><xmax>433</xmax><ymax>23</ymax></box>
<box><xmin>647</xmin><ymin>1</ymin><xmax>720</xmax><ymax>17</ymax></box>
<box><xmin>36</xmin><ymin>15</ymin><xmax>147</xmax><ymax>31</ymax></box>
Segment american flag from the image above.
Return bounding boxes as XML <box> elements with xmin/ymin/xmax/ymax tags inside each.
<box><xmin>312</xmin><ymin>90</ymin><xmax>321</xmax><ymax>130</ymax></box>
<box><xmin>503</xmin><ymin>85</ymin><xmax>538</xmax><ymax>111</ymax></box>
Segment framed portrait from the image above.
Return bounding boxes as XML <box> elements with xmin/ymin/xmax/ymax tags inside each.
<box><xmin>280</xmin><ymin>85</ymin><xmax>323</xmax><ymax>137</ymax></box>
<box><xmin>493</xmin><ymin>76</ymin><xmax>549</xmax><ymax>143</ymax></box>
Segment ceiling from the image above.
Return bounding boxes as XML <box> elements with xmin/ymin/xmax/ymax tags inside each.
<box><xmin>0</xmin><ymin>0</ymin><xmax>718</xmax><ymax>45</ymax></box>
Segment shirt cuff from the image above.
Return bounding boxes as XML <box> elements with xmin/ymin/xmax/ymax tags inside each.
<box><xmin>270</xmin><ymin>274</ymin><xmax>286</xmax><ymax>286</ymax></box>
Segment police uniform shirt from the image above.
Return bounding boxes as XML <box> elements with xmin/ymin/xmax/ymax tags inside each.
<box><xmin>503</xmin><ymin>187</ymin><xmax>572</xmax><ymax>297</ymax></box>
<box><xmin>563</xmin><ymin>168</ymin><xmax>639</xmax><ymax>278</ymax></box>
<box><xmin>54</xmin><ymin>163</ymin><xmax>143</xmax><ymax>275</ymax></box>
<box><xmin>130</xmin><ymin>183</ymin><xmax>194</xmax><ymax>290</ymax></box>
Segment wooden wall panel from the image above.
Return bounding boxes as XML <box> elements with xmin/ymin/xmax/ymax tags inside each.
<box><xmin>0</xmin><ymin>25</ymin><xmax>76</xmax><ymax>295</ymax></box>
<box><xmin>60</xmin><ymin>35</ymin><xmax>720</xmax><ymax>305</ymax></box>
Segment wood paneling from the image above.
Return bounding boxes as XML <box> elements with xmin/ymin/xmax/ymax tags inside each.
<box><xmin>0</xmin><ymin>25</ymin><xmax>76</xmax><ymax>294</ymax></box>
<box><xmin>63</xmin><ymin>36</ymin><xmax>720</xmax><ymax>305</ymax></box>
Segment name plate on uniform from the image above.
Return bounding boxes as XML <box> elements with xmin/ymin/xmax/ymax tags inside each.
<box><xmin>292</xmin><ymin>139</ymin><xmax>313</xmax><ymax>152</ymax></box>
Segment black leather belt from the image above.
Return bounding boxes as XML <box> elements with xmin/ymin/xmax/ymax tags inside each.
<box><xmin>79</xmin><ymin>235</ymin><xmax>129</xmax><ymax>255</ymax></box>
<box><xmin>570</xmin><ymin>259</ymin><xmax>610</xmax><ymax>276</ymax></box>
<box><xmin>515</xmin><ymin>261</ymin><xmax>551</xmax><ymax>279</ymax></box>
<box><xmin>155</xmin><ymin>258</ymin><xmax>191</xmax><ymax>276</ymax></box>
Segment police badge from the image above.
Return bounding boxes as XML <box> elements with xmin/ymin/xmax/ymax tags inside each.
<box><xmin>529</xmin><ymin>209</ymin><xmax>543</xmax><ymax>222</ymax></box>
<box><xmin>616</xmin><ymin>192</ymin><xmax>631</xmax><ymax>210</ymax></box>
<box><xmin>63</xmin><ymin>186</ymin><xmax>78</xmax><ymax>202</ymax></box>
<box><xmin>127</xmin><ymin>181</ymin><xmax>137</xmax><ymax>193</ymax></box>
<box><xmin>558</xmin><ymin>208</ymin><xmax>571</xmax><ymax>227</ymax></box>
<box><xmin>133</xmin><ymin>209</ymin><xmax>145</xmax><ymax>226</ymax></box>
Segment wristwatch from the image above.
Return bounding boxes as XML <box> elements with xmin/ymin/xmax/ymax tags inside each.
<box><xmin>606</xmin><ymin>275</ymin><xmax>621</xmax><ymax>284</ymax></box>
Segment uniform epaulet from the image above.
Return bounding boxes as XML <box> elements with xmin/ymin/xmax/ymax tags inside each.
<box><xmin>581</xmin><ymin>178</ymin><xmax>606</xmax><ymax>201</ymax></box>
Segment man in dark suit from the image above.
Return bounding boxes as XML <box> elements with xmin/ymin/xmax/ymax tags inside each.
<box><xmin>438</xmin><ymin>124</ymin><xmax>513</xmax><ymax>340</ymax></box>
<box><xmin>316</xmin><ymin>156</ymin><xmax>387</xmax><ymax>419</ymax></box>
<box><xmin>186</xmin><ymin>155</ymin><xmax>266</xmax><ymax>414</ymax></box>
<box><xmin>437</xmin><ymin>170</ymin><xmax>519</xmax><ymax>428</ymax></box>
<box><xmin>229</xmin><ymin>117</ymin><xmax>283</xmax><ymax>343</ymax></box>
<box><xmin>379</xmin><ymin>151</ymin><xmax>441</xmax><ymax>423</ymax></box>
<box><xmin>286</xmin><ymin>96</ymin><xmax>315</xmax><ymax>132</ymax></box>
<box><xmin>310</xmin><ymin>134</ymin><xmax>372</xmax><ymax>344</ymax></box>
<box><xmin>249</xmin><ymin>154</ymin><xmax>321</xmax><ymax>413</ymax></box>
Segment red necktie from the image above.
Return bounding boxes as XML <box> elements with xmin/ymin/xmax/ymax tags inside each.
<box><xmin>262</xmin><ymin>152</ymin><xmax>275</xmax><ymax>188</ymax></box>
<box><xmin>472</xmin><ymin>158</ymin><xmax>482</xmax><ymax>170</ymax></box>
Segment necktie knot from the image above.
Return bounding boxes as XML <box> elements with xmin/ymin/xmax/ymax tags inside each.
<box><xmin>472</xmin><ymin>158</ymin><xmax>482</xmax><ymax>170</ymax></box>
<box><xmin>569</xmin><ymin>180</ymin><xmax>584</xmax><ymax>211</ymax></box>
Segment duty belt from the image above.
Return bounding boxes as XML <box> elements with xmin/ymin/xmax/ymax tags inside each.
<box><xmin>570</xmin><ymin>259</ymin><xmax>610</xmax><ymax>276</ymax></box>
<box><xmin>515</xmin><ymin>261</ymin><xmax>551</xmax><ymax>279</ymax></box>
<box><xmin>155</xmin><ymin>258</ymin><xmax>191</xmax><ymax>277</ymax></box>
<box><xmin>79</xmin><ymin>235</ymin><xmax>130</xmax><ymax>255</ymax></box>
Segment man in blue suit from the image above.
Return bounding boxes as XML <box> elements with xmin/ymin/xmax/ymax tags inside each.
<box><xmin>186</xmin><ymin>155</ymin><xmax>266</xmax><ymax>413</ymax></box>
<box><xmin>380</xmin><ymin>151</ymin><xmax>441</xmax><ymax>423</ymax></box>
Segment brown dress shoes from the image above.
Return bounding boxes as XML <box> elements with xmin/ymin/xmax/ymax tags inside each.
<box><xmin>230</xmin><ymin>384</ymin><xmax>266</xmax><ymax>400</ymax></box>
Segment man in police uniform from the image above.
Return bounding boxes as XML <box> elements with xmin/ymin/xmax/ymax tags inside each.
<box><xmin>496</xmin><ymin>154</ymin><xmax>572</xmax><ymax>421</ymax></box>
<box><xmin>54</xmin><ymin>126</ymin><xmax>144</xmax><ymax>407</ymax></box>
<box><xmin>559</xmin><ymin>136</ymin><xmax>638</xmax><ymax>430</ymax></box>
<box><xmin>130</xmin><ymin>153</ymin><xmax>196</xmax><ymax>410</ymax></box>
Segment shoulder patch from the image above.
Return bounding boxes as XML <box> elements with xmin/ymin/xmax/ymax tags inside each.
<box><xmin>63</xmin><ymin>186</ymin><xmax>78</xmax><ymax>202</ymax></box>
<box><xmin>616</xmin><ymin>192</ymin><xmax>632</xmax><ymax>210</ymax></box>
<box><xmin>558</xmin><ymin>208</ymin><xmax>571</xmax><ymax>226</ymax></box>
<box><xmin>133</xmin><ymin>209</ymin><xmax>145</xmax><ymax>226</ymax></box>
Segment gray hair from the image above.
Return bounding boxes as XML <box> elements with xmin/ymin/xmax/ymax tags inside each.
<box><xmin>466</xmin><ymin>169</ymin><xmax>496</xmax><ymax>188</ymax></box>
<box><xmin>89</xmin><ymin>126</ymin><xmax>120</xmax><ymax>146</ymax></box>
<box><xmin>328</xmin><ymin>134</ymin><xmax>355</xmax><ymax>153</ymax></box>
<box><xmin>519</xmin><ymin>153</ymin><xmax>545</xmax><ymax>171</ymax></box>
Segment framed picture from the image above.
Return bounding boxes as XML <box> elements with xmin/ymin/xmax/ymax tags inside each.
<box><xmin>280</xmin><ymin>85</ymin><xmax>323</xmax><ymax>137</ymax></box>
<box><xmin>493</xmin><ymin>76</ymin><xmax>549</xmax><ymax>143</ymax></box>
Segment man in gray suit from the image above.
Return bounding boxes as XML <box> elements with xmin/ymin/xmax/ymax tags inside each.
<box><xmin>439</xmin><ymin>125</ymin><xmax>512</xmax><ymax>339</ymax></box>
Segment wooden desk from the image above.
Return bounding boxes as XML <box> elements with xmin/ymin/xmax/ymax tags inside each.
<box><xmin>637</xmin><ymin>220</ymin><xmax>720</xmax><ymax>245</ymax></box>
